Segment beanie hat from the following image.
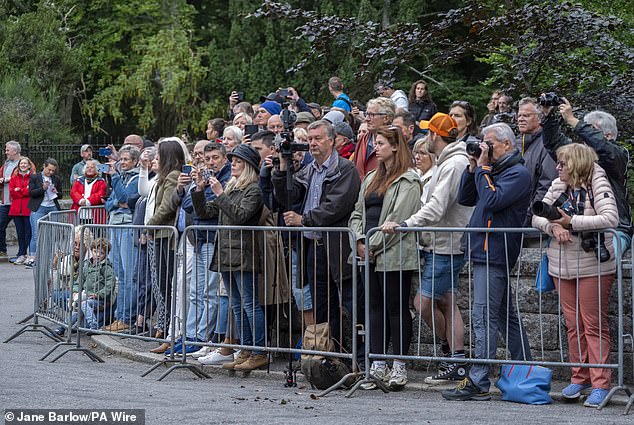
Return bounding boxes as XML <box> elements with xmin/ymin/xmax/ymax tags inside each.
<box><xmin>333</xmin><ymin>122</ymin><xmax>355</xmax><ymax>141</ymax></box>
<box><xmin>260</xmin><ymin>101</ymin><xmax>282</xmax><ymax>116</ymax></box>
<box><xmin>226</xmin><ymin>144</ymin><xmax>261</xmax><ymax>172</ymax></box>
<box><xmin>427</xmin><ymin>113</ymin><xmax>457</xmax><ymax>138</ymax></box>
<box><xmin>323</xmin><ymin>110</ymin><xmax>345</xmax><ymax>124</ymax></box>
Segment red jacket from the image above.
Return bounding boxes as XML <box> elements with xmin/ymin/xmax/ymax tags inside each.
<box><xmin>9</xmin><ymin>172</ymin><xmax>32</xmax><ymax>216</ymax></box>
<box><xmin>70</xmin><ymin>177</ymin><xmax>107</xmax><ymax>211</ymax></box>
<box><xmin>352</xmin><ymin>131</ymin><xmax>378</xmax><ymax>178</ymax></box>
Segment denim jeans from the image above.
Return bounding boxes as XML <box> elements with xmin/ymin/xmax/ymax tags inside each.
<box><xmin>186</xmin><ymin>241</ymin><xmax>220</xmax><ymax>341</ymax></box>
<box><xmin>110</xmin><ymin>227</ymin><xmax>138</xmax><ymax>323</ymax></box>
<box><xmin>222</xmin><ymin>271</ymin><xmax>265</xmax><ymax>354</ymax></box>
<box><xmin>291</xmin><ymin>247</ymin><xmax>312</xmax><ymax>311</ymax></box>
<box><xmin>469</xmin><ymin>263</ymin><xmax>532</xmax><ymax>392</ymax></box>
<box><xmin>29</xmin><ymin>205</ymin><xmax>58</xmax><ymax>255</ymax></box>
<box><xmin>13</xmin><ymin>216</ymin><xmax>31</xmax><ymax>256</ymax></box>
<box><xmin>0</xmin><ymin>205</ymin><xmax>13</xmax><ymax>252</ymax></box>
<box><xmin>72</xmin><ymin>298</ymin><xmax>105</xmax><ymax>329</ymax></box>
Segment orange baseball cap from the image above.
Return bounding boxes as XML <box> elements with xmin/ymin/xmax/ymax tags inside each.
<box><xmin>418</xmin><ymin>120</ymin><xmax>430</xmax><ymax>131</ymax></box>
<box><xmin>427</xmin><ymin>112</ymin><xmax>458</xmax><ymax>138</ymax></box>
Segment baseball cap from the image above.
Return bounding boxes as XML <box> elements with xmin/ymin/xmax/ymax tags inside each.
<box><xmin>427</xmin><ymin>113</ymin><xmax>457</xmax><ymax>138</ymax></box>
<box><xmin>80</xmin><ymin>144</ymin><xmax>93</xmax><ymax>153</ymax></box>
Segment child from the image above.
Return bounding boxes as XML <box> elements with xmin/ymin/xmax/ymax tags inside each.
<box><xmin>54</xmin><ymin>238</ymin><xmax>115</xmax><ymax>335</ymax></box>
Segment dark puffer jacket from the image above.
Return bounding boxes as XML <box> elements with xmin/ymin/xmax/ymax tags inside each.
<box><xmin>542</xmin><ymin>113</ymin><xmax>632</xmax><ymax>236</ymax></box>
<box><xmin>458</xmin><ymin>150</ymin><xmax>531</xmax><ymax>268</ymax></box>
<box><xmin>191</xmin><ymin>181</ymin><xmax>263</xmax><ymax>272</ymax></box>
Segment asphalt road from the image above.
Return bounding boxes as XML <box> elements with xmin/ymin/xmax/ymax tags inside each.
<box><xmin>1</xmin><ymin>261</ymin><xmax>632</xmax><ymax>424</ymax></box>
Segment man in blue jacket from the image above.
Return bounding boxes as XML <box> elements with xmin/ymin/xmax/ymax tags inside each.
<box><xmin>443</xmin><ymin>123</ymin><xmax>533</xmax><ymax>401</ymax></box>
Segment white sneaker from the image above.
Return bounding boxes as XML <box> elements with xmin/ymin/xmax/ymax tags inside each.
<box><xmin>388</xmin><ymin>363</ymin><xmax>408</xmax><ymax>390</ymax></box>
<box><xmin>190</xmin><ymin>346</ymin><xmax>213</xmax><ymax>359</ymax></box>
<box><xmin>198</xmin><ymin>348</ymin><xmax>235</xmax><ymax>365</ymax></box>
<box><xmin>14</xmin><ymin>255</ymin><xmax>27</xmax><ymax>265</ymax></box>
<box><xmin>360</xmin><ymin>362</ymin><xmax>390</xmax><ymax>390</ymax></box>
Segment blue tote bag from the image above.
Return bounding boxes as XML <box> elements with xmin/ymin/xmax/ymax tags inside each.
<box><xmin>497</xmin><ymin>365</ymin><xmax>553</xmax><ymax>405</ymax></box>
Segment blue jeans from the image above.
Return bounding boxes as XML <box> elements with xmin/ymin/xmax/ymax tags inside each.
<box><xmin>469</xmin><ymin>263</ymin><xmax>532</xmax><ymax>392</ymax></box>
<box><xmin>72</xmin><ymin>298</ymin><xmax>104</xmax><ymax>329</ymax></box>
<box><xmin>222</xmin><ymin>271</ymin><xmax>265</xmax><ymax>353</ymax></box>
<box><xmin>186</xmin><ymin>242</ymin><xmax>220</xmax><ymax>341</ymax></box>
<box><xmin>110</xmin><ymin>227</ymin><xmax>138</xmax><ymax>323</ymax></box>
<box><xmin>291</xmin><ymin>248</ymin><xmax>312</xmax><ymax>311</ymax></box>
<box><xmin>29</xmin><ymin>205</ymin><xmax>58</xmax><ymax>255</ymax></box>
<box><xmin>0</xmin><ymin>205</ymin><xmax>13</xmax><ymax>252</ymax></box>
<box><xmin>420</xmin><ymin>252</ymin><xmax>465</xmax><ymax>300</ymax></box>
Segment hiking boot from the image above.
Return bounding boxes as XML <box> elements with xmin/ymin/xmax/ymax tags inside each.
<box><xmin>360</xmin><ymin>362</ymin><xmax>390</xmax><ymax>390</ymax></box>
<box><xmin>562</xmin><ymin>383</ymin><xmax>592</xmax><ymax>400</ymax></box>
<box><xmin>388</xmin><ymin>363</ymin><xmax>408</xmax><ymax>391</ymax></box>
<box><xmin>234</xmin><ymin>353</ymin><xmax>269</xmax><ymax>371</ymax></box>
<box><xmin>441</xmin><ymin>377</ymin><xmax>491</xmax><ymax>401</ymax></box>
<box><xmin>222</xmin><ymin>350</ymin><xmax>251</xmax><ymax>370</ymax></box>
<box><xmin>425</xmin><ymin>362</ymin><xmax>468</xmax><ymax>384</ymax></box>
<box><xmin>583</xmin><ymin>388</ymin><xmax>609</xmax><ymax>408</ymax></box>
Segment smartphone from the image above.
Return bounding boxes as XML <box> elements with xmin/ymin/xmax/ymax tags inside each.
<box><xmin>181</xmin><ymin>165</ymin><xmax>193</xmax><ymax>175</ymax></box>
<box><xmin>244</xmin><ymin>125</ymin><xmax>259</xmax><ymax>138</ymax></box>
<box><xmin>97</xmin><ymin>164</ymin><xmax>110</xmax><ymax>173</ymax></box>
<box><xmin>277</xmin><ymin>88</ymin><xmax>290</xmax><ymax>98</ymax></box>
<box><xmin>98</xmin><ymin>147</ymin><xmax>111</xmax><ymax>157</ymax></box>
<box><xmin>237</xmin><ymin>91</ymin><xmax>245</xmax><ymax>102</ymax></box>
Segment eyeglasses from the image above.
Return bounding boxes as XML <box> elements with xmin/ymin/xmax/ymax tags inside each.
<box><xmin>556</xmin><ymin>160</ymin><xmax>566</xmax><ymax>168</ymax></box>
<box><xmin>366</xmin><ymin>112</ymin><xmax>388</xmax><ymax>119</ymax></box>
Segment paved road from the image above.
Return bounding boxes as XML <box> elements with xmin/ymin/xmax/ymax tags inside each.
<box><xmin>1</xmin><ymin>262</ymin><xmax>631</xmax><ymax>424</ymax></box>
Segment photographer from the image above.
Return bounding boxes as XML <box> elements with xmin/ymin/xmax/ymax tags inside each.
<box><xmin>443</xmin><ymin>123</ymin><xmax>532</xmax><ymax>401</ymax></box>
<box><xmin>271</xmin><ymin>120</ymin><xmax>361</xmax><ymax>345</ymax></box>
<box><xmin>532</xmin><ymin>143</ymin><xmax>618</xmax><ymax>408</ymax></box>
<box><xmin>541</xmin><ymin>97</ymin><xmax>632</xmax><ymax>252</ymax></box>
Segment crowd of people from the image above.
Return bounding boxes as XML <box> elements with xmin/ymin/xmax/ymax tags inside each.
<box><xmin>1</xmin><ymin>76</ymin><xmax>630</xmax><ymax>407</ymax></box>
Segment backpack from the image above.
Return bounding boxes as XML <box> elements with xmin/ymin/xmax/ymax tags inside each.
<box><xmin>300</xmin><ymin>322</ymin><xmax>352</xmax><ymax>390</ymax></box>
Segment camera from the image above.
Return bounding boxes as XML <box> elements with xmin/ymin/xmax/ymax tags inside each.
<box><xmin>580</xmin><ymin>232</ymin><xmax>611</xmax><ymax>263</ymax></box>
<box><xmin>98</xmin><ymin>147</ymin><xmax>111</xmax><ymax>157</ymax></box>
<box><xmin>539</xmin><ymin>92</ymin><xmax>564</xmax><ymax>107</ymax></box>
<box><xmin>465</xmin><ymin>140</ymin><xmax>491</xmax><ymax>158</ymax></box>
<box><xmin>532</xmin><ymin>193</ymin><xmax>570</xmax><ymax>220</ymax></box>
<box><xmin>273</xmin><ymin>105</ymin><xmax>308</xmax><ymax>161</ymax></box>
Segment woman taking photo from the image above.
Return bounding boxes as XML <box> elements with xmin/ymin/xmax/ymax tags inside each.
<box><xmin>192</xmin><ymin>144</ymin><xmax>266</xmax><ymax>371</ymax></box>
<box><xmin>349</xmin><ymin>126</ymin><xmax>422</xmax><ymax>390</ymax></box>
<box><xmin>144</xmin><ymin>139</ymin><xmax>186</xmax><ymax>350</ymax></box>
<box><xmin>408</xmin><ymin>80</ymin><xmax>437</xmax><ymax>124</ymax></box>
<box><xmin>532</xmin><ymin>143</ymin><xmax>618</xmax><ymax>408</ymax></box>
<box><xmin>9</xmin><ymin>156</ymin><xmax>35</xmax><ymax>265</ymax></box>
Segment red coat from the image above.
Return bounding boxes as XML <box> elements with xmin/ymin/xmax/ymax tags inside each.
<box><xmin>9</xmin><ymin>172</ymin><xmax>32</xmax><ymax>216</ymax></box>
<box><xmin>70</xmin><ymin>177</ymin><xmax>107</xmax><ymax>211</ymax></box>
<box><xmin>352</xmin><ymin>131</ymin><xmax>378</xmax><ymax>178</ymax></box>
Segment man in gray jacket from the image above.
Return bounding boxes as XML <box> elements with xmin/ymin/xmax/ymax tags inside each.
<box><xmin>382</xmin><ymin>113</ymin><xmax>474</xmax><ymax>383</ymax></box>
<box><xmin>516</xmin><ymin>98</ymin><xmax>557</xmax><ymax>229</ymax></box>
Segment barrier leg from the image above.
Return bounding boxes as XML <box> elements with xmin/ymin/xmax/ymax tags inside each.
<box><xmin>4</xmin><ymin>324</ymin><xmax>63</xmax><ymax>344</ymax></box>
<box><xmin>141</xmin><ymin>357</ymin><xmax>210</xmax><ymax>381</ymax></box>
<box><xmin>17</xmin><ymin>313</ymin><xmax>34</xmax><ymax>324</ymax></box>
<box><xmin>625</xmin><ymin>393</ymin><xmax>633</xmax><ymax>415</ymax></box>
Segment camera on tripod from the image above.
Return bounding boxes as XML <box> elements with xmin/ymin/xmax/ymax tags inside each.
<box><xmin>273</xmin><ymin>104</ymin><xmax>309</xmax><ymax>167</ymax></box>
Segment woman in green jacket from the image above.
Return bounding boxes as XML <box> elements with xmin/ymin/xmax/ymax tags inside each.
<box><xmin>349</xmin><ymin>126</ymin><xmax>422</xmax><ymax>391</ymax></box>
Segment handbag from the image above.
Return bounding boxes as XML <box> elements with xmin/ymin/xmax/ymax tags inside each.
<box><xmin>535</xmin><ymin>241</ymin><xmax>555</xmax><ymax>293</ymax></box>
<box><xmin>496</xmin><ymin>364</ymin><xmax>553</xmax><ymax>404</ymax></box>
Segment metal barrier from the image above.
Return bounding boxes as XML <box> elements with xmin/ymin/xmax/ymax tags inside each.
<box><xmin>46</xmin><ymin>209</ymin><xmax>77</xmax><ymax>225</ymax></box>
<box><xmin>350</xmin><ymin>226</ymin><xmax>631</xmax><ymax>412</ymax></box>
<box><xmin>77</xmin><ymin>205</ymin><xmax>108</xmax><ymax>225</ymax></box>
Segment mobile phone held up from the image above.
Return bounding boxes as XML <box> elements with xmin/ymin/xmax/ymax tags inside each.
<box><xmin>244</xmin><ymin>125</ymin><xmax>259</xmax><ymax>138</ymax></box>
<box><xmin>181</xmin><ymin>165</ymin><xmax>193</xmax><ymax>175</ymax></box>
<box><xmin>97</xmin><ymin>164</ymin><xmax>110</xmax><ymax>174</ymax></box>
<box><xmin>98</xmin><ymin>147</ymin><xmax>111</xmax><ymax>157</ymax></box>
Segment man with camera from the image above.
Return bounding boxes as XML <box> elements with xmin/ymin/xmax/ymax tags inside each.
<box><xmin>271</xmin><ymin>120</ymin><xmax>361</xmax><ymax>347</ymax></box>
<box><xmin>442</xmin><ymin>123</ymin><xmax>533</xmax><ymax>401</ymax></box>
<box><xmin>541</xmin><ymin>96</ymin><xmax>632</xmax><ymax>253</ymax></box>
<box><xmin>516</xmin><ymin>97</ymin><xmax>558</xmax><ymax>229</ymax></box>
